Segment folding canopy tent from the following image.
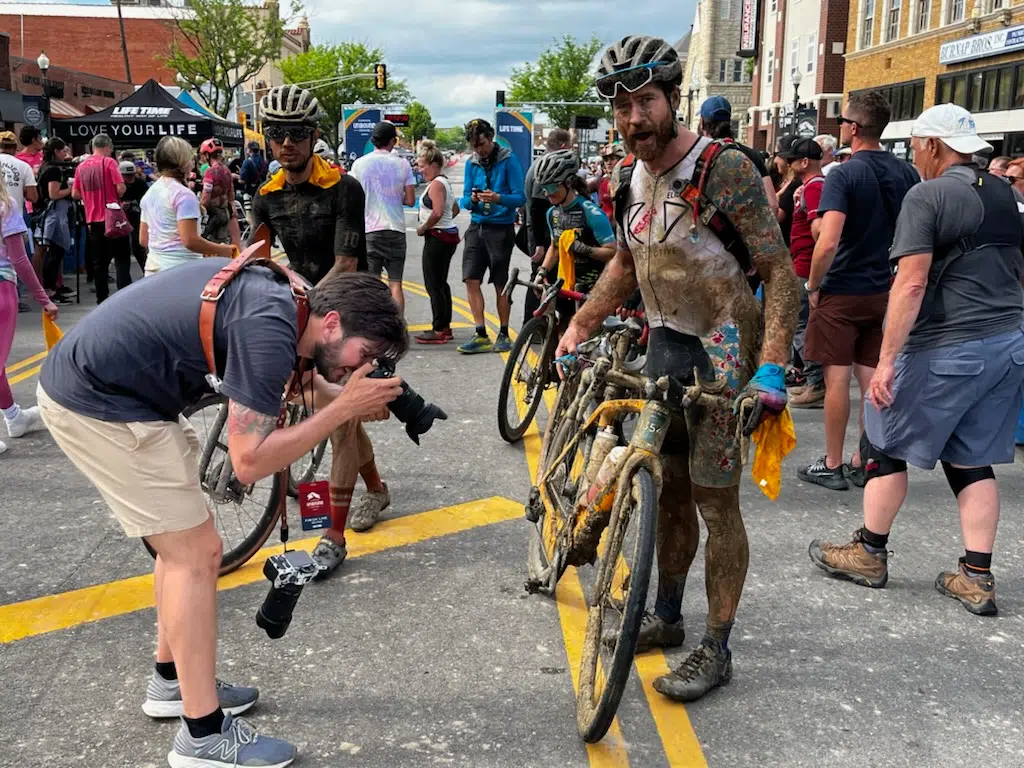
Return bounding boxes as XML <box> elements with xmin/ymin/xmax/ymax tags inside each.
<box><xmin>54</xmin><ymin>79</ymin><xmax>244</xmax><ymax>149</ymax></box>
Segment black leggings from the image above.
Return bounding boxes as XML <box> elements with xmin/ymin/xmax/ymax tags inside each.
<box><xmin>422</xmin><ymin>234</ymin><xmax>456</xmax><ymax>332</ymax></box>
<box><xmin>42</xmin><ymin>243</ymin><xmax>64</xmax><ymax>292</ymax></box>
<box><xmin>87</xmin><ymin>222</ymin><xmax>132</xmax><ymax>303</ymax></box>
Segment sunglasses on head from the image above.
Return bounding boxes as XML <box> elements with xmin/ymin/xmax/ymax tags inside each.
<box><xmin>596</xmin><ymin>62</ymin><xmax>661</xmax><ymax>100</ymax></box>
<box><xmin>264</xmin><ymin>124</ymin><xmax>315</xmax><ymax>143</ymax></box>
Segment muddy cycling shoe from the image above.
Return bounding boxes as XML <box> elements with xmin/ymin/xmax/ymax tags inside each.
<box><xmin>168</xmin><ymin>714</ymin><xmax>296</xmax><ymax>768</ymax></box>
<box><xmin>935</xmin><ymin>561</ymin><xmax>998</xmax><ymax>616</ymax></box>
<box><xmin>603</xmin><ymin>612</ymin><xmax>685</xmax><ymax>654</ymax></box>
<box><xmin>349</xmin><ymin>483</ymin><xmax>390</xmax><ymax>532</ymax></box>
<box><xmin>143</xmin><ymin>674</ymin><xmax>258</xmax><ymax>719</ymax></box>
<box><xmin>311</xmin><ymin>537</ymin><xmax>347</xmax><ymax>580</ymax></box>
<box><xmin>808</xmin><ymin>529</ymin><xmax>888</xmax><ymax>588</ymax></box>
<box><xmin>653</xmin><ymin>641</ymin><xmax>732</xmax><ymax>703</ymax></box>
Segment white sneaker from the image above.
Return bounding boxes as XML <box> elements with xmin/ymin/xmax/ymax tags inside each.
<box><xmin>6</xmin><ymin>406</ymin><xmax>45</xmax><ymax>438</ymax></box>
<box><xmin>0</xmin><ymin>439</ymin><xmax>7</xmax><ymax>455</ymax></box>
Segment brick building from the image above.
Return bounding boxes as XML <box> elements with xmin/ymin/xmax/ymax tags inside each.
<box><xmin>746</xmin><ymin>0</ymin><xmax>852</xmax><ymax>150</ymax></box>
<box><xmin>11</xmin><ymin>57</ymin><xmax>133</xmax><ymax>115</ymax></box>
<box><xmin>845</xmin><ymin>0</ymin><xmax>1024</xmax><ymax>157</ymax></box>
<box><xmin>682</xmin><ymin>0</ymin><xmax>754</xmax><ymax>132</ymax></box>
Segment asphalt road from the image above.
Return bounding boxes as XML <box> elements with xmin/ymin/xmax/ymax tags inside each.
<box><xmin>2</xmin><ymin>159</ymin><xmax>1024</xmax><ymax>768</ymax></box>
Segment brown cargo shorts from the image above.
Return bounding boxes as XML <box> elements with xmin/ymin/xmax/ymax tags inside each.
<box><xmin>805</xmin><ymin>290</ymin><xmax>888</xmax><ymax>368</ymax></box>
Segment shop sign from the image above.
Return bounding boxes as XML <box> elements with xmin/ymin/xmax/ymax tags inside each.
<box><xmin>939</xmin><ymin>24</ymin><xmax>1024</xmax><ymax>65</ymax></box>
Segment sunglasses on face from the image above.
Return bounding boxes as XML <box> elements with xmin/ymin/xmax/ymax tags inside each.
<box><xmin>264</xmin><ymin>124</ymin><xmax>314</xmax><ymax>144</ymax></box>
<box><xmin>596</xmin><ymin>62</ymin><xmax>660</xmax><ymax>100</ymax></box>
<box><xmin>542</xmin><ymin>182</ymin><xmax>565</xmax><ymax>196</ymax></box>
<box><xmin>837</xmin><ymin>116</ymin><xmax>871</xmax><ymax>130</ymax></box>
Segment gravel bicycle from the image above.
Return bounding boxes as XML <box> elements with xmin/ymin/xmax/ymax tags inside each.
<box><xmin>497</xmin><ymin>267</ymin><xmax>586</xmax><ymax>443</ymax></box>
<box><xmin>525</xmin><ymin>316</ymin><xmax>730</xmax><ymax>743</ymax></box>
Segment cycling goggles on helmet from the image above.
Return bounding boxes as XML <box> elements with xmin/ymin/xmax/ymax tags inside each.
<box><xmin>596</xmin><ymin>62</ymin><xmax>662</xmax><ymax>100</ymax></box>
<box><xmin>264</xmin><ymin>124</ymin><xmax>315</xmax><ymax>144</ymax></box>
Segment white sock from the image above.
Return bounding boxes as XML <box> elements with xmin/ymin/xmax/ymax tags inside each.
<box><xmin>3</xmin><ymin>404</ymin><xmax>20</xmax><ymax>422</ymax></box>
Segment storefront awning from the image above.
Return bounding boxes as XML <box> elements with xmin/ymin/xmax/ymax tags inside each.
<box><xmin>49</xmin><ymin>99</ymin><xmax>85</xmax><ymax>119</ymax></box>
<box><xmin>882</xmin><ymin>109</ymin><xmax>1023</xmax><ymax>141</ymax></box>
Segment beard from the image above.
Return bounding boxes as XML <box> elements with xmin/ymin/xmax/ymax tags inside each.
<box><xmin>624</xmin><ymin>114</ymin><xmax>676</xmax><ymax>162</ymax></box>
<box><xmin>311</xmin><ymin>342</ymin><xmax>344</xmax><ymax>382</ymax></box>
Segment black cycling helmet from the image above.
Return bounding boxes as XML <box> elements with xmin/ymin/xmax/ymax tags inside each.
<box><xmin>533</xmin><ymin>149</ymin><xmax>580</xmax><ymax>187</ymax></box>
<box><xmin>596</xmin><ymin>36</ymin><xmax>682</xmax><ymax>100</ymax></box>
<box><xmin>260</xmin><ymin>85</ymin><xmax>322</xmax><ymax>125</ymax></box>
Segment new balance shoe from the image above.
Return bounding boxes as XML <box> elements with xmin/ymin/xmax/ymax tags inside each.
<box><xmin>458</xmin><ymin>335</ymin><xmax>492</xmax><ymax>354</ymax></box>
<box><xmin>798</xmin><ymin>456</ymin><xmax>849</xmax><ymax>490</ymax></box>
<box><xmin>168</xmin><ymin>714</ymin><xmax>296</xmax><ymax>768</ymax></box>
<box><xmin>142</xmin><ymin>674</ymin><xmax>258</xmax><ymax>719</ymax></box>
<box><xmin>5</xmin><ymin>406</ymin><xmax>45</xmax><ymax>438</ymax></box>
<box><xmin>653</xmin><ymin>641</ymin><xmax>732</xmax><ymax>702</ymax></box>
<box><xmin>808</xmin><ymin>529</ymin><xmax>889</xmax><ymax>588</ymax></box>
<box><xmin>493</xmin><ymin>333</ymin><xmax>513</xmax><ymax>353</ymax></box>
<box><xmin>349</xmin><ymin>483</ymin><xmax>390</xmax><ymax>532</ymax></box>
<box><xmin>311</xmin><ymin>536</ymin><xmax>347</xmax><ymax>580</ymax></box>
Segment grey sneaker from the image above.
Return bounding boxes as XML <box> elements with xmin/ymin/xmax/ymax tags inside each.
<box><xmin>6</xmin><ymin>406</ymin><xmax>45</xmax><ymax>438</ymax></box>
<box><xmin>653</xmin><ymin>642</ymin><xmax>732</xmax><ymax>703</ymax></box>
<box><xmin>168</xmin><ymin>714</ymin><xmax>296</xmax><ymax>768</ymax></box>
<box><xmin>603</xmin><ymin>612</ymin><xmax>685</xmax><ymax>654</ymax></box>
<box><xmin>349</xmin><ymin>483</ymin><xmax>391</xmax><ymax>532</ymax></box>
<box><xmin>311</xmin><ymin>536</ymin><xmax>347</xmax><ymax>580</ymax></box>
<box><xmin>143</xmin><ymin>674</ymin><xmax>258</xmax><ymax>719</ymax></box>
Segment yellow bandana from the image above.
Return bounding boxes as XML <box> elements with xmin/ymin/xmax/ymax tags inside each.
<box><xmin>259</xmin><ymin>155</ymin><xmax>342</xmax><ymax>195</ymax></box>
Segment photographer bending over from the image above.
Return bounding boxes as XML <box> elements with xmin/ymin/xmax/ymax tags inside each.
<box><xmin>37</xmin><ymin>262</ymin><xmax>406</xmax><ymax>767</ymax></box>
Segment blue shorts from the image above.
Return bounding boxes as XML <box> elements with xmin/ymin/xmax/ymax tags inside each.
<box><xmin>864</xmin><ymin>325</ymin><xmax>1024</xmax><ymax>469</ymax></box>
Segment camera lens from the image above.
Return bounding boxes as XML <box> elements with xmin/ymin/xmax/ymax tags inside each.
<box><xmin>387</xmin><ymin>381</ymin><xmax>447</xmax><ymax>445</ymax></box>
<box><xmin>255</xmin><ymin>582</ymin><xmax>303</xmax><ymax>639</ymax></box>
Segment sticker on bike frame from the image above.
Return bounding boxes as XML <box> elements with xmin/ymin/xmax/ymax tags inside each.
<box><xmin>633</xmin><ymin>403</ymin><xmax>670</xmax><ymax>452</ymax></box>
<box><xmin>298</xmin><ymin>480</ymin><xmax>331</xmax><ymax>531</ymax></box>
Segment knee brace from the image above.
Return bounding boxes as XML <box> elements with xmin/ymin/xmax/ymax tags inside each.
<box><xmin>941</xmin><ymin>461</ymin><xmax>995</xmax><ymax>497</ymax></box>
<box><xmin>860</xmin><ymin>433</ymin><xmax>907</xmax><ymax>481</ymax></box>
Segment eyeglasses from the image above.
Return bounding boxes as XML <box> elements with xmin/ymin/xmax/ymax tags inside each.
<box><xmin>542</xmin><ymin>182</ymin><xmax>564</xmax><ymax>196</ymax></box>
<box><xmin>596</xmin><ymin>62</ymin><xmax>660</xmax><ymax>100</ymax></box>
<box><xmin>264</xmin><ymin>124</ymin><xmax>315</xmax><ymax>144</ymax></box>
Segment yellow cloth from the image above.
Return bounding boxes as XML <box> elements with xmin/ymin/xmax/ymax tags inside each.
<box><xmin>750</xmin><ymin>408</ymin><xmax>797</xmax><ymax>500</ymax></box>
<box><xmin>259</xmin><ymin>154</ymin><xmax>342</xmax><ymax>195</ymax></box>
<box><xmin>43</xmin><ymin>314</ymin><xmax>63</xmax><ymax>350</ymax></box>
<box><xmin>556</xmin><ymin>229</ymin><xmax>577</xmax><ymax>290</ymax></box>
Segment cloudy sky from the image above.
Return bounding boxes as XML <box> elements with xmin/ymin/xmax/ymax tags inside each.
<box><xmin>301</xmin><ymin>0</ymin><xmax>697</xmax><ymax>127</ymax></box>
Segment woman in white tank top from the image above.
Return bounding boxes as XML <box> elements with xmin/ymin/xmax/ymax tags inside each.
<box><xmin>414</xmin><ymin>143</ymin><xmax>460</xmax><ymax>344</ymax></box>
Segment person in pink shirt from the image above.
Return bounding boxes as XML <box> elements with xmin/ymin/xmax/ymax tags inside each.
<box><xmin>16</xmin><ymin>126</ymin><xmax>44</xmax><ymax>176</ymax></box>
<box><xmin>71</xmin><ymin>133</ymin><xmax>131</xmax><ymax>303</ymax></box>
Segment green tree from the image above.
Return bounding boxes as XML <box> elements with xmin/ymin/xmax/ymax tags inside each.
<box><xmin>280</xmin><ymin>42</ymin><xmax>411</xmax><ymax>149</ymax></box>
<box><xmin>405</xmin><ymin>101</ymin><xmax>435</xmax><ymax>143</ymax></box>
<box><xmin>433</xmin><ymin>126</ymin><xmax>465</xmax><ymax>151</ymax></box>
<box><xmin>164</xmin><ymin>0</ymin><xmax>301</xmax><ymax>118</ymax></box>
<box><xmin>507</xmin><ymin>35</ymin><xmax>606</xmax><ymax>130</ymax></box>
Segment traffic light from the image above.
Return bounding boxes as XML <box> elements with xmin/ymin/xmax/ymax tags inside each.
<box><xmin>374</xmin><ymin>63</ymin><xmax>387</xmax><ymax>91</ymax></box>
<box><xmin>495</xmin><ymin>90</ymin><xmax>505</xmax><ymax>108</ymax></box>
<box><xmin>606</xmin><ymin>128</ymin><xmax>618</xmax><ymax>144</ymax></box>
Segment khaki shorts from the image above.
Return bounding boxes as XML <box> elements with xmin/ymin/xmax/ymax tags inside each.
<box><xmin>37</xmin><ymin>384</ymin><xmax>210</xmax><ymax>538</ymax></box>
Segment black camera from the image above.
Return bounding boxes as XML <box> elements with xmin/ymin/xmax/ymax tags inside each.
<box><xmin>367</xmin><ymin>358</ymin><xmax>447</xmax><ymax>444</ymax></box>
<box><xmin>255</xmin><ymin>550</ymin><xmax>320</xmax><ymax>639</ymax></box>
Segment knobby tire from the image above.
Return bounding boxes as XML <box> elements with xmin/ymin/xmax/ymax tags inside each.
<box><xmin>497</xmin><ymin>315</ymin><xmax>553</xmax><ymax>444</ymax></box>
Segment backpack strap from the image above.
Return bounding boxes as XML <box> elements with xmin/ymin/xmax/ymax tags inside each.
<box><xmin>612</xmin><ymin>153</ymin><xmax>636</xmax><ymax>236</ymax></box>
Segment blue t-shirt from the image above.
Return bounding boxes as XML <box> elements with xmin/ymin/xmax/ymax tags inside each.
<box><xmin>40</xmin><ymin>258</ymin><xmax>299</xmax><ymax>422</ymax></box>
<box><xmin>817</xmin><ymin>150</ymin><xmax>919</xmax><ymax>295</ymax></box>
<box><xmin>547</xmin><ymin>195</ymin><xmax>615</xmax><ymax>290</ymax></box>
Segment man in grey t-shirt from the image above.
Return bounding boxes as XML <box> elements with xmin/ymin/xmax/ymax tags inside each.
<box><xmin>809</xmin><ymin>105</ymin><xmax>1024</xmax><ymax>618</ymax></box>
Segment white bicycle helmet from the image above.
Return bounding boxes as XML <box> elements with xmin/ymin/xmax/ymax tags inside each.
<box><xmin>596</xmin><ymin>36</ymin><xmax>682</xmax><ymax>99</ymax></box>
<box><xmin>533</xmin><ymin>149</ymin><xmax>580</xmax><ymax>187</ymax></box>
<box><xmin>313</xmin><ymin>138</ymin><xmax>333</xmax><ymax>158</ymax></box>
<box><xmin>260</xmin><ymin>85</ymin><xmax>322</xmax><ymax>125</ymax></box>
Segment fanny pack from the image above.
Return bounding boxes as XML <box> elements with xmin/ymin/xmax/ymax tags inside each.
<box><xmin>426</xmin><ymin>227</ymin><xmax>460</xmax><ymax>245</ymax></box>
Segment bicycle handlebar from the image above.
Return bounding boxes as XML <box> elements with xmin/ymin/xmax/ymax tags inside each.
<box><xmin>503</xmin><ymin>266</ymin><xmax>587</xmax><ymax>304</ymax></box>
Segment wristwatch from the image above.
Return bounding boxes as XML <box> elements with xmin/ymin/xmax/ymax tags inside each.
<box><xmin>805</xmin><ymin>281</ymin><xmax>819</xmax><ymax>294</ymax></box>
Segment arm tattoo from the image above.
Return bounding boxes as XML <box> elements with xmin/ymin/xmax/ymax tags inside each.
<box><xmin>705</xmin><ymin>149</ymin><xmax>800</xmax><ymax>366</ymax></box>
<box><xmin>227</xmin><ymin>402</ymin><xmax>277</xmax><ymax>442</ymax></box>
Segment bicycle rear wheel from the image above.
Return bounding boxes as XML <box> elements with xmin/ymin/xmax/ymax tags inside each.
<box><xmin>576</xmin><ymin>466</ymin><xmax>657</xmax><ymax>743</ymax></box>
<box><xmin>286</xmin><ymin>403</ymin><xmax>328</xmax><ymax>497</ymax></box>
<box><xmin>497</xmin><ymin>315</ymin><xmax>552</xmax><ymax>444</ymax></box>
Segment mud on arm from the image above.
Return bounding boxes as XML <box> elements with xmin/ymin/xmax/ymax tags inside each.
<box><xmin>705</xmin><ymin>151</ymin><xmax>799</xmax><ymax>367</ymax></box>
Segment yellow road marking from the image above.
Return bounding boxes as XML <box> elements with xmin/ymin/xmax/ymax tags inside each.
<box><xmin>5</xmin><ymin>349</ymin><xmax>47</xmax><ymax>374</ymax></box>
<box><xmin>407</xmin><ymin>322</ymin><xmax>474</xmax><ymax>333</ymax></box>
<box><xmin>8</xmin><ymin>364</ymin><xmax>42</xmax><ymax>385</ymax></box>
<box><xmin>0</xmin><ymin>496</ymin><xmax>521</xmax><ymax>645</ymax></box>
<box><xmin>633</xmin><ymin>655</ymin><xmax>708</xmax><ymax>767</ymax></box>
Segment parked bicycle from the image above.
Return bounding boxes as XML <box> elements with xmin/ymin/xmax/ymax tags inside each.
<box><xmin>496</xmin><ymin>267</ymin><xmax>586</xmax><ymax>444</ymax></box>
<box><xmin>525</xmin><ymin>316</ymin><xmax>730</xmax><ymax>743</ymax></box>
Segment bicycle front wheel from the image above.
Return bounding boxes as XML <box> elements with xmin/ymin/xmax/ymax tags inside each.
<box><xmin>497</xmin><ymin>315</ymin><xmax>553</xmax><ymax>444</ymax></box>
<box><xmin>576</xmin><ymin>466</ymin><xmax>658</xmax><ymax>743</ymax></box>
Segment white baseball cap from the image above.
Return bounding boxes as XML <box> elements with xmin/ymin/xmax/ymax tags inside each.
<box><xmin>910</xmin><ymin>103</ymin><xmax>992</xmax><ymax>155</ymax></box>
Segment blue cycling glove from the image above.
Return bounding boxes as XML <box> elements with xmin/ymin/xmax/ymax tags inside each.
<box><xmin>734</xmin><ymin>363</ymin><xmax>788</xmax><ymax>436</ymax></box>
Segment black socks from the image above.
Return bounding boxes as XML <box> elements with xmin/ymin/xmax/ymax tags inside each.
<box><xmin>500</xmin><ymin>325</ymin><xmax>509</xmax><ymax>337</ymax></box>
<box><xmin>963</xmin><ymin>550</ymin><xmax>992</xmax><ymax>577</ymax></box>
<box><xmin>185</xmin><ymin>707</ymin><xmax>226</xmax><ymax>739</ymax></box>
<box><xmin>475</xmin><ymin>325</ymin><xmax>487</xmax><ymax>338</ymax></box>
<box><xmin>155</xmin><ymin>661</ymin><xmax>177</xmax><ymax>681</ymax></box>
<box><xmin>859</xmin><ymin>527</ymin><xmax>889</xmax><ymax>552</ymax></box>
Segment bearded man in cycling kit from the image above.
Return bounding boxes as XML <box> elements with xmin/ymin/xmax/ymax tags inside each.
<box><xmin>557</xmin><ymin>36</ymin><xmax>799</xmax><ymax>702</ymax></box>
<box><xmin>251</xmin><ymin>85</ymin><xmax>394</xmax><ymax>578</ymax></box>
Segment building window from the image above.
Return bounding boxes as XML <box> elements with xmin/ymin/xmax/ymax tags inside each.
<box><xmin>986</xmin><ymin>0</ymin><xmax>1003</xmax><ymax>10</ymax></box>
<box><xmin>733</xmin><ymin>59</ymin><xmax>745</xmax><ymax>83</ymax></box>
<box><xmin>947</xmin><ymin>0</ymin><xmax>964</xmax><ymax>23</ymax></box>
<box><xmin>851</xmin><ymin>80</ymin><xmax>924</xmax><ymax>121</ymax></box>
<box><xmin>862</xmin><ymin>0</ymin><xmax>876</xmax><ymax>48</ymax></box>
<box><xmin>885</xmin><ymin>0</ymin><xmax>902</xmax><ymax>42</ymax></box>
<box><xmin>807</xmin><ymin>34</ymin><xmax>816</xmax><ymax>72</ymax></box>
<box><xmin>767</xmin><ymin>50</ymin><xmax>774</xmax><ymax>85</ymax></box>
<box><xmin>790</xmin><ymin>37</ymin><xmax>801</xmax><ymax>76</ymax></box>
<box><xmin>913</xmin><ymin>0</ymin><xmax>929</xmax><ymax>31</ymax></box>
<box><xmin>720</xmin><ymin>59</ymin><xmax>727</xmax><ymax>82</ymax></box>
<box><xmin>771</xmin><ymin>0</ymin><xmax>778</xmax><ymax>13</ymax></box>
<box><xmin>939</xmin><ymin>63</ymin><xmax>1022</xmax><ymax>114</ymax></box>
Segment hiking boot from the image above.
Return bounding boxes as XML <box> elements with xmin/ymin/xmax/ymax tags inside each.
<box><xmin>798</xmin><ymin>457</ymin><xmax>849</xmax><ymax>490</ymax></box>
<box><xmin>602</xmin><ymin>612</ymin><xmax>685</xmax><ymax>654</ymax></box>
<box><xmin>808</xmin><ymin>529</ymin><xmax>889</xmax><ymax>588</ymax></box>
<box><xmin>415</xmin><ymin>329</ymin><xmax>450</xmax><ymax>345</ymax></box>
<box><xmin>845</xmin><ymin>463</ymin><xmax>867</xmax><ymax>488</ymax></box>
<box><xmin>5</xmin><ymin>406</ymin><xmax>45</xmax><ymax>438</ymax></box>
<box><xmin>458</xmin><ymin>335</ymin><xmax>492</xmax><ymax>354</ymax></box>
<box><xmin>785</xmin><ymin>368</ymin><xmax>806</xmax><ymax>389</ymax></box>
<box><xmin>789</xmin><ymin>384</ymin><xmax>825</xmax><ymax>409</ymax></box>
<box><xmin>349</xmin><ymin>483</ymin><xmax>390</xmax><ymax>532</ymax></box>
<box><xmin>935</xmin><ymin>561</ymin><xmax>998</xmax><ymax>616</ymax></box>
<box><xmin>143</xmin><ymin>674</ymin><xmax>258</xmax><ymax>719</ymax></box>
<box><xmin>311</xmin><ymin>536</ymin><xmax>347</xmax><ymax>580</ymax></box>
<box><xmin>168</xmin><ymin>714</ymin><xmax>296</xmax><ymax>768</ymax></box>
<box><xmin>493</xmin><ymin>333</ymin><xmax>513</xmax><ymax>353</ymax></box>
<box><xmin>653</xmin><ymin>641</ymin><xmax>732</xmax><ymax>703</ymax></box>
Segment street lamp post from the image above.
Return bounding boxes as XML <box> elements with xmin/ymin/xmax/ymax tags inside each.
<box><xmin>686</xmin><ymin>88</ymin><xmax>694</xmax><ymax>128</ymax></box>
<box><xmin>791</xmin><ymin>69</ymin><xmax>802</xmax><ymax>139</ymax></box>
<box><xmin>37</xmin><ymin>50</ymin><xmax>51</xmax><ymax>137</ymax></box>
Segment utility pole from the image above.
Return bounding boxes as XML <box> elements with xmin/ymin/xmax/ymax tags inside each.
<box><xmin>115</xmin><ymin>0</ymin><xmax>132</xmax><ymax>83</ymax></box>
